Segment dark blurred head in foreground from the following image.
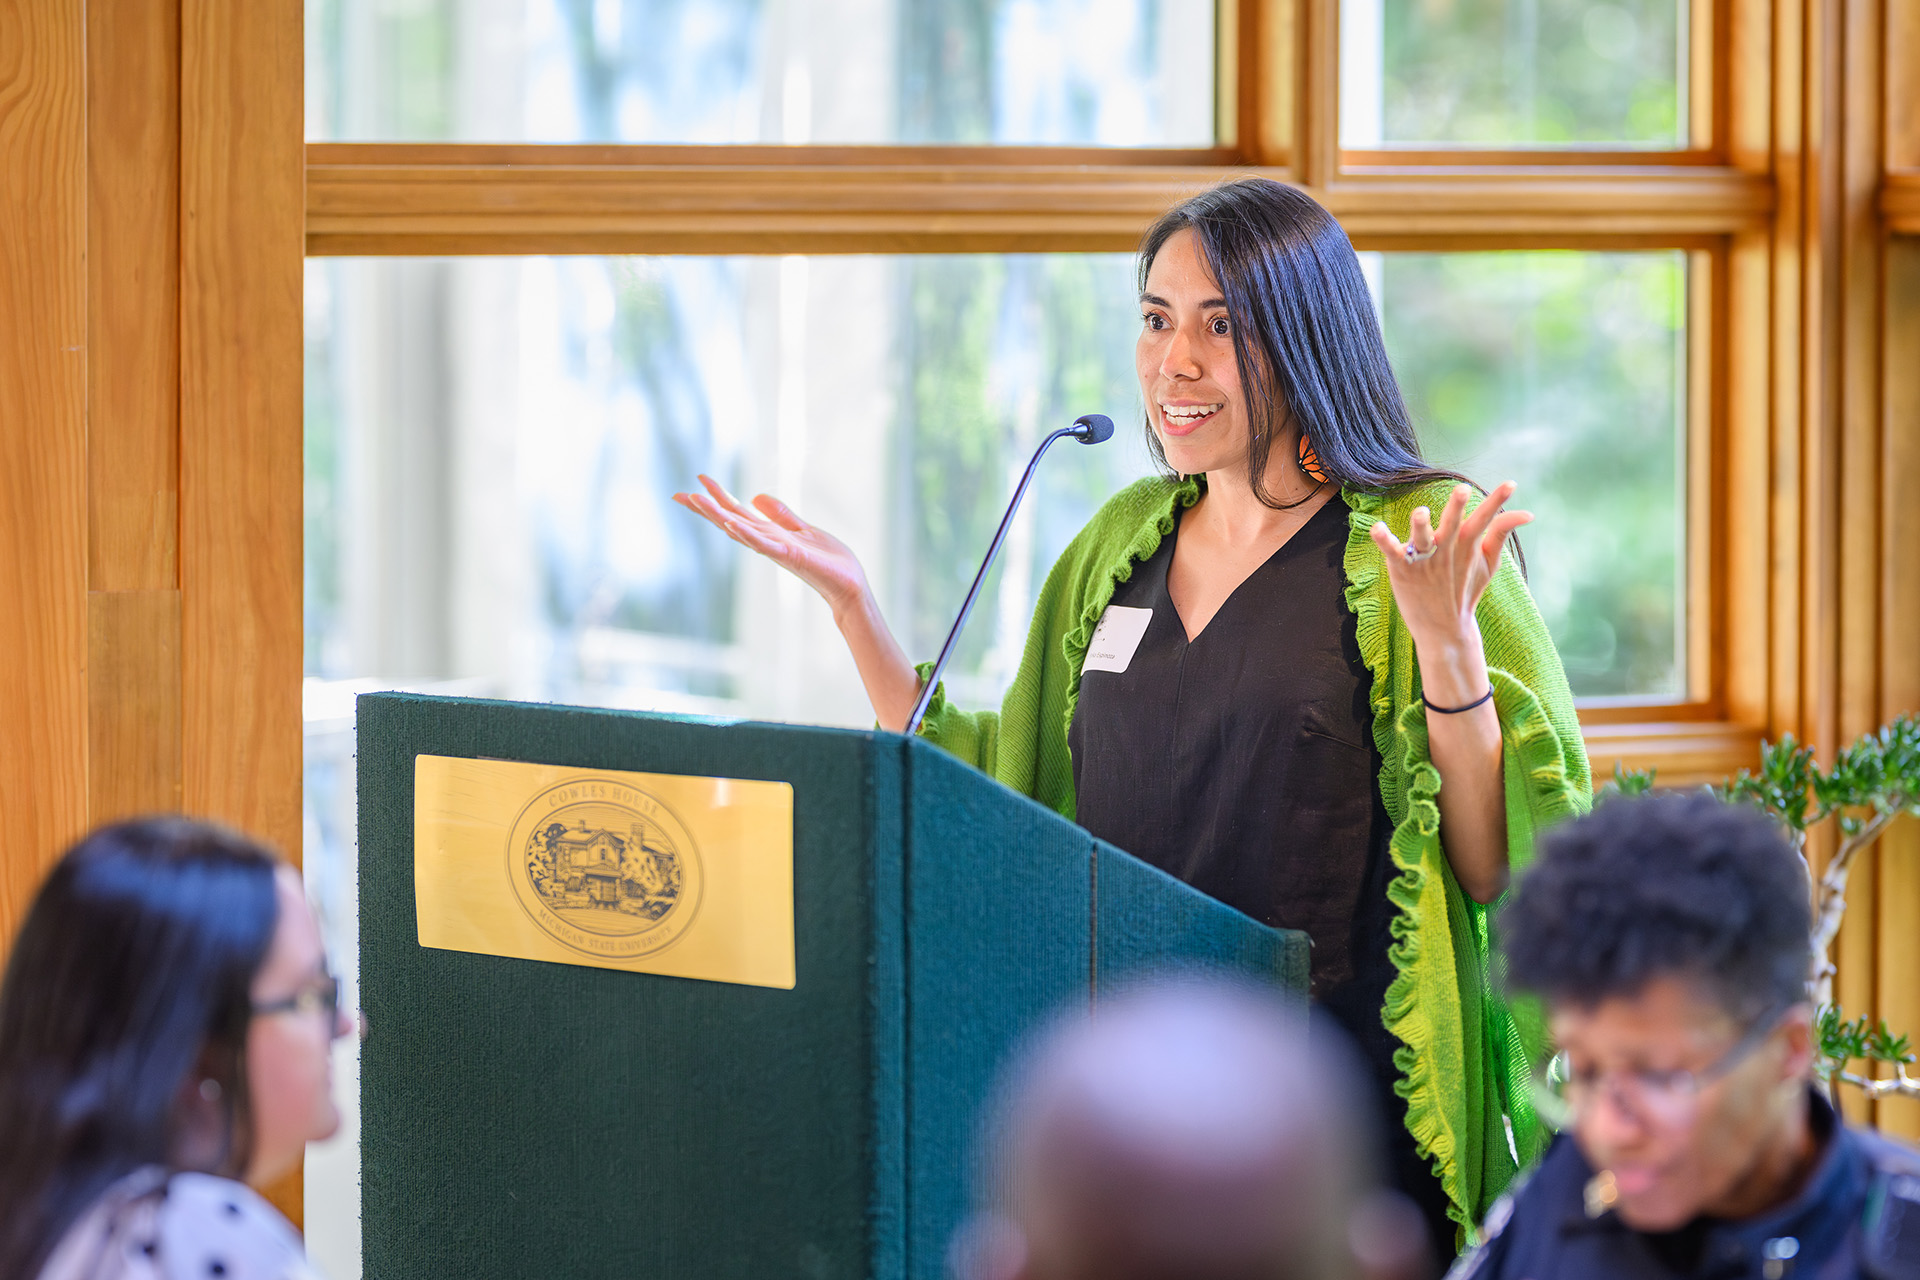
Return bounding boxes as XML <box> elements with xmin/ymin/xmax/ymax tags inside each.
<box><xmin>951</xmin><ymin>978</ymin><xmax>1431</xmax><ymax>1280</ymax></box>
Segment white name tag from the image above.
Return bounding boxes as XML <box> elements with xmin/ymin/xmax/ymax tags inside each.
<box><xmin>1082</xmin><ymin>605</ymin><xmax>1153</xmax><ymax>674</ymax></box>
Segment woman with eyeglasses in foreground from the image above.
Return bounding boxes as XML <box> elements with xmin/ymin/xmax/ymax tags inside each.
<box><xmin>0</xmin><ymin>818</ymin><xmax>352</xmax><ymax>1280</ymax></box>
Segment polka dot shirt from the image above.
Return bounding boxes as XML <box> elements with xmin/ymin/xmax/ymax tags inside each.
<box><xmin>37</xmin><ymin>1169</ymin><xmax>320</xmax><ymax>1280</ymax></box>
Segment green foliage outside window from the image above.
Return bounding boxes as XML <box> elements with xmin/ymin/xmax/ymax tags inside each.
<box><xmin>1381</xmin><ymin>252</ymin><xmax>1686</xmax><ymax>698</ymax></box>
<box><xmin>896</xmin><ymin>255</ymin><xmax>1145</xmax><ymax>684</ymax></box>
<box><xmin>1379</xmin><ymin>0</ymin><xmax>1685</xmax><ymax>145</ymax></box>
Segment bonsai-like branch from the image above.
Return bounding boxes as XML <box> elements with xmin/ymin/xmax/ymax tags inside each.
<box><xmin>1719</xmin><ymin>720</ymin><xmax>1920</xmax><ymax>1011</ymax></box>
<box><xmin>1808</xmin><ymin>807</ymin><xmax>1900</xmax><ymax>1009</ymax></box>
<box><xmin>1835</xmin><ymin>1065</ymin><xmax>1920</xmax><ymax>1099</ymax></box>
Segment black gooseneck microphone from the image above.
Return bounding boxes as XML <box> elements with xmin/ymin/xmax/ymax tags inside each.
<box><xmin>903</xmin><ymin>413</ymin><xmax>1114</xmax><ymax>737</ymax></box>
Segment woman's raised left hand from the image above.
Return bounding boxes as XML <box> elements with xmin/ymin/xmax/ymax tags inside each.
<box><xmin>1368</xmin><ymin>482</ymin><xmax>1531</xmax><ymax>668</ymax></box>
<box><xmin>1372</xmin><ymin>482</ymin><xmax>1531</xmax><ymax>903</ymax></box>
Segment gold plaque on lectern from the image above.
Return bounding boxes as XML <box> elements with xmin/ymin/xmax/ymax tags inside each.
<box><xmin>413</xmin><ymin>754</ymin><xmax>795</xmax><ymax>989</ymax></box>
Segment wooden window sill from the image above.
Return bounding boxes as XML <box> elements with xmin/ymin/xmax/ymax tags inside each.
<box><xmin>1577</xmin><ymin>719</ymin><xmax>1764</xmax><ymax>790</ymax></box>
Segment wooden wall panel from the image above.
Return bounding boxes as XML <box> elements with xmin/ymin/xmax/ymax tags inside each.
<box><xmin>1726</xmin><ymin>231</ymin><xmax>1775</xmax><ymax>728</ymax></box>
<box><xmin>1878</xmin><ymin>237</ymin><xmax>1920</xmax><ymax>1138</ymax></box>
<box><xmin>1838</xmin><ymin>0</ymin><xmax>1886</xmax><ymax>744</ymax></box>
<box><xmin>0</xmin><ymin>0</ymin><xmax>90</xmax><ymax>936</ymax></box>
<box><xmin>1878</xmin><ymin>825</ymin><xmax>1920</xmax><ymax>1137</ymax></box>
<box><xmin>88</xmin><ymin>0</ymin><xmax>180</xmax><ymax>594</ymax></box>
<box><xmin>87</xmin><ymin>0</ymin><xmax>185</xmax><ymax>823</ymax></box>
<box><xmin>1890</xmin><ymin>0</ymin><xmax>1919</xmax><ymax>170</ymax></box>
<box><xmin>88</xmin><ymin>592</ymin><xmax>184</xmax><ymax>822</ymax></box>
<box><xmin>1771</xmin><ymin>0</ymin><xmax>1809</xmax><ymax>747</ymax></box>
<box><xmin>180</xmin><ymin>0</ymin><xmax>305</xmax><ymax>1223</ymax></box>
<box><xmin>179</xmin><ymin>0</ymin><xmax>304</xmax><ymax>859</ymax></box>
<box><xmin>1732</xmin><ymin>0</ymin><xmax>1776</xmax><ymax>169</ymax></box>
<box><xmin>1688</xmin><ymin>252</ymin><xmax>1718</xmax><ymax>705</ymax></box>
<box><xmin>1802</xmin><ymin>0</ymin><xmax>1843</xmax><ymax>762</ymax></box>
<box><xmin>1827</xmin><ymin>0</ymin><xmax>1886</xmax><ymax>1125</ymax></box>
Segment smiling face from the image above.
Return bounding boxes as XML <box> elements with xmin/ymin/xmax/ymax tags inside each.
<box><xmin>1135</xmin><ymin>228</ymin><xmax>1262</xmax><ymax>480</ymax></box>
<box><xmin>1550</xmin><ymin>975</ymin><xmax>1813</xmax><ymax>1232</ymax></box>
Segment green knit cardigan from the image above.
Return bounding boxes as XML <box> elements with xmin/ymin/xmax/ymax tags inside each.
<box><xmin>915</xmin><ymin>474</ymin><xmax>1592</xmax><ymax>1234</ymax></box>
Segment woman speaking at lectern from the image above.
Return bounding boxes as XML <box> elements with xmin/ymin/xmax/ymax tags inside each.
<box><xmin>676</xmin><ymin>178</ymin><xmax>1589</xmax><ymax>1248</ymax></box>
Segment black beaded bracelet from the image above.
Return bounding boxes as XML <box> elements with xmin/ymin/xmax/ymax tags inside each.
<box><xmin>1422</xmin><ymin>687</ymin><xmax>1495</xmax><ymax>715</ymax></box>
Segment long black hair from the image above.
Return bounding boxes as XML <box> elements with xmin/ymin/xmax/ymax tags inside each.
<box><xmin>1138</xmin><ymin>178</ymin><xmax>1467</xmax><ymax>507</ymax></box>
<box><xmin>0</xmin><ymin>818</ymin><xmax>281</xmax><ymax>1278</ymax></box>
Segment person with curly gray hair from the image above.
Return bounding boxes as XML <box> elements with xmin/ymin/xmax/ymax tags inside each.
<box><xmin>1455</xmin><ymin>792</ymin><xmax>1920</xmax><ymax>1279</ymax></box>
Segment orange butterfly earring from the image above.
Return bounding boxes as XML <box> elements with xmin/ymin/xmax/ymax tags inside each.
<box><xmin>1296</xmin><ymin>433</ymin><xmax>1330</xmax><ymax>484</ymax></box>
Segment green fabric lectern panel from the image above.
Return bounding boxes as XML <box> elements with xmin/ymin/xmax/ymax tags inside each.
<box><xmin>1094</xmin><ymin>839</ymin><xmax>1311</xmax><ymax>993</ymax></box>
<box><xmin>357</xmin><ymin>693</ymin><xmax>1307</xmax><ymax>1280</ymax></box>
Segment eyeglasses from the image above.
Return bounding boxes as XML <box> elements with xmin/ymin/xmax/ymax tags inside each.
<box><xmin>252</xmin><ymin>971</ymin><xmax>348</xmax><ymax>1039</ymax></box>
<box><xmin>1531</xmin><ymin>1003</ymin><xmax>1793</xmax><ymax>1130</ymax></box>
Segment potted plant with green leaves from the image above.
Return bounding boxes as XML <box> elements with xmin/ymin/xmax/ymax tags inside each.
<box><xmin>1603</xmin><ymin>713</ymin><xmax>1920</xmax><ymax>1100</ymax></box>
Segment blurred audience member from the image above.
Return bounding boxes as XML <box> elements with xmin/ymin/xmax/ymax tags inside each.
<box><xmin>951</xmin><ymin>977</ymin><xmax>1434</xmax><ymax>1280</ymax></box>
<box><xmin>0</xmin><ymin>819</ymin><xmax>352</xmax><ymax>1279</ymax></box>
<box><xmin>1456</xmin><ymin>793</ymin><xmax>1920</xmax><ymax>1278</ymax></box>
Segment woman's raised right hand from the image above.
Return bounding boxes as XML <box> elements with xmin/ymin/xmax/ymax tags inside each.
<box><xmin>673</xmin><ymin>475</ymin><xmax>871</xmax><ymax>613</ymax></box>
<box><xmin>674</xmin><ymin>474</ymin><xmax>923</xmax><ymax>730</ymax></box>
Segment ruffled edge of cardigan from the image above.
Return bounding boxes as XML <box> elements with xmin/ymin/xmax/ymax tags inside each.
<box><xmin>1480</xmin><ymin>669</ymin><xmax>1586</xmax><ymax>1173</ymax></box>
<box><xmin>1341</xmin><ymin>486</ymin><xmax>1585</xmax><ymax>1237</ymax></box>
<box><xmin>1489</xmin><ymin>673</ymin><xmax>1587</xmax><ymax>836</ymax></box>
<box><xmin>1376</xmin><ymin>704</ymin><xmax>1466</xmax><ymax>1232</ymax></box>
<box><xmin>1057</xmin><ymin>476</ymin><xmax>1201</xmax><ymax>741</ymax></box>
<box><xmin>1337</xmin><ymin>486</ymin><xmax>1465</xmax><ymax>1232</ymax></box>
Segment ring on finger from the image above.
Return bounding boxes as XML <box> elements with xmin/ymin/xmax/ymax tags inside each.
<box><xmin>1403</xmin><ymin>541</ymin><xmax>1439</xmax><ymax>564</ymax></box>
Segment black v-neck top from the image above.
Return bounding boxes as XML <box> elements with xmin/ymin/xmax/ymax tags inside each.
<box><xmin>1068</xmin><ymin>496</ymin><xmax>1397</xmax><ymax>1022</ymax></box>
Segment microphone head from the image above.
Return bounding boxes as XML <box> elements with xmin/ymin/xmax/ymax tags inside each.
<box><xmin>1073</xmin><ymin>413</ymin><xmax>1115</xmax><ymax>444</ymax></box>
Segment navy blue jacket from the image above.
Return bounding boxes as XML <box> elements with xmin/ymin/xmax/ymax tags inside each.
<box><xmin>1449</xmin><ymin>1092</ymin><xmax>1920</xmax><ymax>1279</ymax></box>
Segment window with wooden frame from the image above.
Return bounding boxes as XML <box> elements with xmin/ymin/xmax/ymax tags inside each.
<box><xmin>318</xmin><ymin>0</ymin><xmax>1920</xmax><ymax>1174</ymax></box>
<box><xmin>301</xmin><ymin>0</ymin><xmax>1778</xmax><ymax>794</ymax></box>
